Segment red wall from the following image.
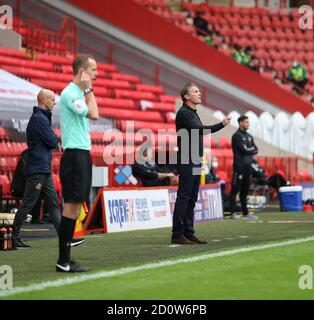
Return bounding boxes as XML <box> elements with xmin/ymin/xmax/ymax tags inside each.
<box><xmin>67</xmin><ymin>0</ymin><xmax>313</xmax><ymax>115</ymax></box>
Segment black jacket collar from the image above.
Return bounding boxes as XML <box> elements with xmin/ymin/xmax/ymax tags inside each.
<box><xmin>182</xmin><ymin>103</ymin><xmax>197</xmax><ymax>113</ymax></box>
<box><xmin>33</xmin><ymin>106</ymin><xmax>52</xmax><ymax>120</ymax></box>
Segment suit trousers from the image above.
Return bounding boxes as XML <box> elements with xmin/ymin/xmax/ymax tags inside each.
<box><xmin>172</xmin><ymin>164</ymin><xmax>201</xmax><ymax>239</ymax></box>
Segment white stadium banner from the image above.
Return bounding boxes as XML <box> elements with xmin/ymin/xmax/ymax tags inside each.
<box><xmin>104</xmin><ymin>189</ymin><xmax>172</xmax><ymax>233</ymax></box>
<box><xmin>100</xmin><ymin>184</ymin><xmax>223</xmax><ymax>234</ymax></box>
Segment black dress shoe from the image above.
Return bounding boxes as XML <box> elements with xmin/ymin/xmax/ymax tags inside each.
<box><xmin>15</xmin><ymin>238</ymin><xmax>31</xmax><ymax>249</ymax></box>
<box><xmin>171</xmin><ymin>235</ymin><xmax>196</xmax><ymax>245</ymax></box>
<box><xmin>186</xmin><ymin>236</ymin><xmax>208</xmax><ymax>244</ymax></box>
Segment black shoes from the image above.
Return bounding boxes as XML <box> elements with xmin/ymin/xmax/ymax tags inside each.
<box><xmin>15</xmin><ymin>238</ymin><xmax>31</xmax><ymax>249</ymax></box>
<box><xmin>171</xmin><ymin>235</ymin><xmax>208</xmax><ymax>245</ymax></box>
<box><xmin>71</xmin><ymin>238</ymin><xmax>86</xmax><ymax>247</ymax></box>
<box><xmin>186</xmin><ymin>236</ymin><xmax>208</xmax><ymax>244</ymax></box>
<box><xmin>171</xmin><ymin>235</ymin><xmax>196</xmax><ymax>245</ymax></box>
<box><xmin>56</xmin><ymin>260</ymin><xmax>89</xmax><ymax>273</ymax></box>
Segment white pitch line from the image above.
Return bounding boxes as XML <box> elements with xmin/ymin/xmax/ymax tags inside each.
<box><xmin>1</xmin><ymin>236</ymin><xmax>314</xmax><ymax>298</ymax></box>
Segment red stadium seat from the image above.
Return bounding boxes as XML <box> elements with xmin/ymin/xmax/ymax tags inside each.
<box><xmin>0</xmin><ymin>175</ymin><xmax>11</xmax><ymax>195</ymax></box>
<box><xmin>119</xmin><ymin>120</ymin><xmax>175</xmax><ymax>133</ymax></box>
<box><xmin>218</xmin><ymin>137</ymin><xmax>231</xmax><ymax>149</ymax></box>
<box><xmin>111</xmin><ymin>73</ymin><xmax>141</xmax><ymax>83</ymax></box>
<box><xmin>0</xmin><ymin>48</ymin><xmax>28</xmax><ymax>59</ymax></box>
<box><xmin>136</xmin><ymin>84</ymin><xmax>164</xmax><ymax>94</ymax></box>
<box><xmin>36</xmin><ymin>53</ymin><xmax>73</xmax><ymax>65</ymax></box>
<box><xmin>141</xmin><ymin>101</ymin><xmax>176</xmax><ymax>112</ymax></box>
<box><xmin>97</xmin><ymin>63</ymin><xmax>117</xmax><ymax>72</ymax></box>
<box><xmin>0</xmin><ymin>127</ymin><xmax>11</xmax><ymax>141</ymax></box>
<box><xmin>95</xmin><ymin>79</ymin><xmax>131</xmax><ymax>90</ymax></box>
<box><xmin>115</xmin><ymin>90</ymin><xmax>157</xmax><ymax>101</ymax></box>
<box><xmin>96</xmin><ymin>98</ymin><xmax>137</xmax><ymax>109</ymax></box>
<box><xmin>159</xmin><ymin>95</ymin><xmax>179</xmax><ymax>103</ymax></box>
<box><xmin>99</xmin><ymin>108</ymin><xmax>163</xmax><ymax>122</ymax></box>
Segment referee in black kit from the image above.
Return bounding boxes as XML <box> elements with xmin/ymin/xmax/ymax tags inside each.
<box><xmin>229</xmin><ymin>115</ymin><xmax>258</xmax><ymax>220</ymax></box>
<box><xmin>171</xmin><ymin>83</ymin><xmax>231</xmax><ymax>245</ymax></box>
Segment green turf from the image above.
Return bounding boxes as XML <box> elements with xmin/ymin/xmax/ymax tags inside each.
<box><xmin>1</xmin><ymin>212</ymin><xmax>314</xmax><ymax>299</ymax></box>
<box><xmin>6</xmin><ymin>241</ymin><xmax>314</xmax><ymax>300</ymax></box>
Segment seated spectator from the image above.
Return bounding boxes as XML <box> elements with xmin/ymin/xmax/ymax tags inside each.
<box><xmin>193</xmin><ymin>11</ymin><xmax>210</xmax><ymax>36</ymax></box>
<box><xmin>240</xmin><ymin>46</ymin><xmax>252</xmax><ymax>67</ymax></box>
<box><xmin>232</xmin><ymin>46</ymin><xmax>259</xmax><ymax>71</ymax></box>
<box><xmin>205</xmin><ymin>156</ymin><xmax>220</xmax><ymax>184</ymax></box>
<box><xmin>204</xmin><ymin>34</ymin><xmax>214</xmax><ymax>46</ymax></box>
<box><xmin>267</xmin><ymin>172</ymin><xmax>289</xmax><ymax>190</ymax></box>
<box><xmin>232</xmin><ymin>45</ymin><xmax>244</xmax><ymax>64</ymax></box>
<box><xmin>251</xmin><ymin>160</ymin><xmax>268</xmax><ymax>186</ymax></box>
<box><xmin>288</xmin><ymin>61</ymin><xmax>308</xmax><ymax>91</ymax></box>
<box><xmin>244</xmin><ymin>47</ymin><xmax>260</xmax><ymax>72</ymax></box>
<box><xmin>132</xmin><ymin>145</ymin><xmax>176</xmax><ymax>187</ymax></box>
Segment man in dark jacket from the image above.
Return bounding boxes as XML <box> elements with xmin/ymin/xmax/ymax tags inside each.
<box><xmin>12</xmin><ymin>89</ymin><xmax>61</xmax><ymax>248</ymax></box>
<box><xmin>229</xmin><ymin>115</ymin><xmax>258</xmax><ymax>220</ymax></box>
<box><xmin>171</xmin><ymin>83</ymin><xmax>231</xmax><ymax>245</ymax></box>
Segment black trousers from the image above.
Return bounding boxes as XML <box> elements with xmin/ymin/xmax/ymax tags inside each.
<box><xmin>13</xmin><ymin>173</ymin><xmax>61</xmax><ymax>238</ymax></box>
<box><xmin>172</xmin><ymin>165</ymin><xmax>201</xmax><ymax>239</ymax></box>
<box><xmin>229</xmin><ymin>169</ymin><xmax>251</xmax><ymax>216</ymax></box>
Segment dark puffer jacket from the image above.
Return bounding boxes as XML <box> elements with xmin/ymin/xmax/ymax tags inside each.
<box><xmin>25</xmin><ymin>107</ymin><xmax>58</xmax><ymax>176</ymax></box>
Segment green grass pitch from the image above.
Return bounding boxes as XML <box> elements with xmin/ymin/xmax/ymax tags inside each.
<box><xmin>1</xmin><ymin>212</ymin><xmax>314</xmax><ymax>300</ymax></box>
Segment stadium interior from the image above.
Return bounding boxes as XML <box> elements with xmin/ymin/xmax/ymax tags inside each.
<box><xmin>2</xmin><ymin>0</ymin><xmax>314</xmax><ymax>301</ymax></box>
<box><xmin>1</xmin><ymin>0</ymin><xmax>314</xmax><ymax>203</ymax></box>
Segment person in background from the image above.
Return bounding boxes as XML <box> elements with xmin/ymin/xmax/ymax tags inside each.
<box><xmin>288</xmin><ymin>61</ymin><xmax>308</xmax><ymax>91</ymax></box>
<box><xmin>205</xmin><ymin>156</ymin><xmax>220</xmax><ymax>184</ymax></box>
<box><xmin>232</xmin><ymin>44</ymin><xmax>243</xmax><ymax>64</ymax></box>
<box><xmin>193</xmin><ymin>11</ymin><xmax>210</xmax><ymax>36</ymax></box>
<box><xmin>229</xmin><ymin>115</ymin><xmax>258</xmax><ymax>220</ymax></box>
<box><xmin>132</xmin><ymin>145</ymin><xmax>177</xmax><ymax>187</ymax></box>
<box><xmin>12</xmin><ymin>90</ymin><xmax>61</xmax><ymax>249</ymax></box>
<box><xmin>232</xmin><ymin>45</ymin><xmax>256</xmax><ymax>69</ymax></box>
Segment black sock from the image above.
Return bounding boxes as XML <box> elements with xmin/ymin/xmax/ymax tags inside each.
<box><xmin>57</xmin><ymin>216</ymin><xmax>76</xmax><ymax>265</ymax></box>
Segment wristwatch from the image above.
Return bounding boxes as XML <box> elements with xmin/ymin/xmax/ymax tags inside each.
<box><xmin>83</xmin><ymin>88</ymin><xmax>93</xmax><ymax>95</ymax></box>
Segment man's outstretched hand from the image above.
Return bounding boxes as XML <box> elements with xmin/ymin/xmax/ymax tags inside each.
<box><xmin>222</xmin><ymin>116</ymin><xmax>232</xmax><ymax>126</ymax></box>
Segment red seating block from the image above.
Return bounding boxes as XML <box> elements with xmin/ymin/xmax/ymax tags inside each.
<box><xmin>99</xmin><ymin>108</ymin><xmax>163</xmax><ymax>122</ymax></box>
<box><xmin>115</xmin><ymin>90</ymin><xmax>157</xmax><ymax>101</ymax></box>
<box><xmin>119</xmin><ymin>120</ymin><xmax>175</xmax><ymax>133</ymax></box>
<box><xmin>136</xmin><ymin>84</ymin><xmax>164</xmax><ymax>94</ymax></box>
<box><xmin>111</xmin><ymin>73</ymin><xmax>141</xmax><ymax>83</ymax></box>
<box><xmin>97</xmin><ymin>98</ymin><xmax>137</xmax><ymax>109</ymax></box>
<box><xmin>95</xmin><ymin>79</ymin><xmax>131</xmax><ymax>90</ymax></box>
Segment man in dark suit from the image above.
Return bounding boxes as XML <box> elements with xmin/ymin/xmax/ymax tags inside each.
<box><xmin>172</xmin><ymin>83</ymin><xmax>231</xmax><ymax>245</ymax></box>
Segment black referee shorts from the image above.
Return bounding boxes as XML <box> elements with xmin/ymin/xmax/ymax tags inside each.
<box><xmin>60</xmin><ymin>149</ymin><xmax>92</xmax><ymax>203</ymax></box>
